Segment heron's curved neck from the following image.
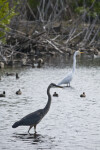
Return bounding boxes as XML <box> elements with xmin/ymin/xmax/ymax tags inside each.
<box><xmin>72</xmin><ymin>53</ymin><xmax>76</xmax><ymax>73</ymax></box>
<box><xmin>44</xmin><ymin>86</ymin><xmax>51</xmax><ymax>114</ymax></box>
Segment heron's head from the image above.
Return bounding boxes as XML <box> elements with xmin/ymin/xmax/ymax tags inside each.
<box><xmin>49</xmin><ymin>83</ymin><xmax>63</xmax><ymax>88</ymax></box>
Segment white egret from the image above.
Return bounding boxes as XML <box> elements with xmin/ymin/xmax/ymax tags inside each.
<box><xmin>58</xmin><ymin>50</ymin><xmax>83</xmax><ymax>86</ymax></box>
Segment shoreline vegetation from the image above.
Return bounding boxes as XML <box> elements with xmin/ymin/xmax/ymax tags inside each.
<box><xmin>0</xmin><ymin>0</ymin><xmax>100</xmax><ymax>68</ymax></box>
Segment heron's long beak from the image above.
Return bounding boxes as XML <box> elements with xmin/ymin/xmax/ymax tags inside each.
<box><xmin>55</xmin><ymin>85</ymin><xmax>63</xmax><ymax>88</ymax></box>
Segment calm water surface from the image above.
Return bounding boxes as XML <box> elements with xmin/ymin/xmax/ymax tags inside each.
<box><xmin>0</xmin><ymin>56</ymin><xmax>100</xmax><ymax>150</ymax></box>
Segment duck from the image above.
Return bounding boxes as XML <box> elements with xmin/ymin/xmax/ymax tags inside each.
<box><xmin>53</xmin><ymin>92</ymin><xmax>58</xmax><ymax>97</ymax></box>
<box><xmin>0</xmin><ymin>91</ymin><xmax>5</xmax><ymax>97</ymax></box>
<box><xmin>16</xmin><ymin>73</ymin><xmax>19</xmax><ymax>79</ymax></box>
<box><xmin>37</xmin><ymin>58</ymin><xmax>44</xmax><ymax>68</ymax></box>
<box><xmin>16</xmin><ymin>89</ymin><xmax>22</xmax><ymax>95</ymax></box>
<box><xmin>6</xmin><ymin>72</ymin><xmax>14</xmax><ymax>76</ymax></box>
<box><xmin>38</xmin><ymin>58</ymin><xmax>44</xmax><ymax>64</ymax></box>
<box><xmin>32</xmin><ymin>58</ymin><xmax>44</xmax><ymax>68</ymax></box>
<box><xmin>80</xmin><ymin>92</ymin><xmax>86</xmax><ymax>97</ymax></box>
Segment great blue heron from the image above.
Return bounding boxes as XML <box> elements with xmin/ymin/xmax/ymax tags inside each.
<box><xmin>58</xmin><ymin>50</ymin><xmax>83</xmax><ymax>86</ymax></box>
<box><xmin>12</xmin><ymin>83</ymin><xmax>62</xmax><ymax>134</ymax></box>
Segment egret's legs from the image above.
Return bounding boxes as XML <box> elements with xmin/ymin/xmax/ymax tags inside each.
<box><xmin>65</xmin><ymin>83</ymin><xmax>70</xmax><ymax>87</ymax></box>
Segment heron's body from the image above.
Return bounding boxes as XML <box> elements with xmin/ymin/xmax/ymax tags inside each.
<box><xmin>58</xmin><ymin>50</ymin><xmax>82</xmax><ymax>86</ymax></box>
<box><xmin>12</xmin><ymin>83</ymin><xmax>62</xmax><ymax>133</ymax></box>
<box><xmin>12</xmin><ymin>109</ymin><xmax>44</xmax><ymax>132</ymax></box>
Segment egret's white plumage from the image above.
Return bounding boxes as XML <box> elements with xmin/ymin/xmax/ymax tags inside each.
<box><xmin>58</xmin><ymin>50</ymin><xmax>81</xmax><ymax>86</ymax></box>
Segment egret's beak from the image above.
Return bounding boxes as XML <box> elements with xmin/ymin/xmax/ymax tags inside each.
<box><xmin>80</xmin><ymin>52</ymin><xmax>84</xmax><ymax>54</ymax></box>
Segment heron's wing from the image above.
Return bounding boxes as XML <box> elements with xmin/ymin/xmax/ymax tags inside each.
<box><xmin>19</xmin><ymin>109</ymin><xmax>44</xmax><ymax>126</ymax></box>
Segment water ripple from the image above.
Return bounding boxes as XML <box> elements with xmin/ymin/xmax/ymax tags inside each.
<box><xmin>0</xmin><ymin>58</ymin><xmax>100</xmax><ymax>150</ymax></box>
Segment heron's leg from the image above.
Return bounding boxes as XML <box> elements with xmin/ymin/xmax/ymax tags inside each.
<box><xmin>28</xmin><ymin>126</ymin><xmax>33</xmax><ymax>134</ymax></box>
<box><xmin>34</xmin><ymin>125</ymin><xmax>37</xmax><ymax>134</ymax></box>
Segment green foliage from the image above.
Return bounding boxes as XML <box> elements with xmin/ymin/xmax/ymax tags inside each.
<box><xmin>27</xmin><ymin>0</ymin><xmax>39</xmax><ymax>10</ymax></box>
<box><xmin>0</xmin><ymin>0</ymin><xmax>18</xmax><ymax>42</ymax></box>
<box><xmin>75</xmin><ymin>0</ymin><xmax>100</xmax><ymax>17</ymax></box>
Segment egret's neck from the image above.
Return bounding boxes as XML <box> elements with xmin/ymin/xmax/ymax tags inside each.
<box><xmin>72</xmin><ymin>53</ymin><xmax>76</xmax><ymax>73</ymax></box>
<box><xmin>44</xmin><ymin>86</ymin><xmax>51</xmax><ymax>114</ymax></box>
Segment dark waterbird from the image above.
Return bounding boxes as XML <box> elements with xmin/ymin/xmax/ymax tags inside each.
<box><xmin>0</xmin><ymin>91</ymin><xmax>5</xmax><ymax>97</ymax></box>
<box><xmin>12</xmin><ymin>83</ymin><xmax>62</xmax><ymax>134</ymax></box>
<box><xmin>53</xmin><ymin>92</ymin><xmax>58</xmax><ymax>97</ymax></box>
<box><xmin>80</xmin><ymin>92</ymin><xmax>86</xmax><ymax>97</ymax></box>
<box><xmin>6</xmin><ymin>72</ymin><xmax>14</xmax><ymax>76</ymax></box>
<box><xmin>16</xmin><ymin>89</ymin><xmax>22</xmax><ymax>95</ymax></box>
<box><xmin>16</xmin><ymin>73</ymin><xmax>19</xmax><ymax>79</ymax></box>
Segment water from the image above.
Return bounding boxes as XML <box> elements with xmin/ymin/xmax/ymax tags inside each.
<box><xmin>0</xmin><ymin>56</ymin><xmax>100</xmax><ymax>150</ymax></box>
